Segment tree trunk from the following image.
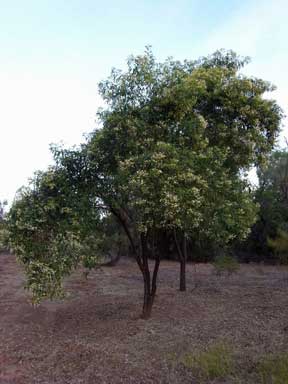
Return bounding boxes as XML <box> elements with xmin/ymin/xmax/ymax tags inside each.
<box><xmin>180</xmin><ymin>235</ymin><xmax>187</xmax><ymax>291</ymax></box>
<box><xmin>142</xmin><ymin>261</ymin><xmax>159</xmax><ymax>319</ymax></box>
<box><xmin>179</xmin><ymin>257</ymin><xmax>186</xmax><ymax>291</ymax></box>
<box><xmin>174</xmin><ymin>229</ymin><xmax>187</xmax><ymax>292</ymax></box>
<box><xmin>111</xmin><ymin>210</ymin><xmax>161</xmax><ymax>319</ymax></box>
<box><xmin>142</xmin><ymin>290</ymin><xmax>154</xmax><ymax>319</ymax></box>
<box><xmin>140</xmin><ymin>232</ymin><xmax>160</xmax><ymax>319</ymax></box>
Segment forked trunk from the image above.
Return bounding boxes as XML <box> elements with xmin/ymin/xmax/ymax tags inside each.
<box><xmin>111</xmin><ymin>210</ymin><xmax>161</xmax><ymax>319</ymax></box>
<box><xmin>140</xmin><ymin>233</ymin><xmax>160</xmax><ymax>319</ymax></box>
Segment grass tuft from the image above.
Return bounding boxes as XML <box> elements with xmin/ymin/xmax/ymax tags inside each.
<box><xmin>181</xmin><ymin>342</ymin><xmax>234</xmax><ymax>381</ymax></box>
<box><xmin>257</xmin><ymin>352</ymin><xmax>288</xmax><ymax>384</ymax></box>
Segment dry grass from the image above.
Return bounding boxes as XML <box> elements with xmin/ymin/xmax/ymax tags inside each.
<box><xmin>257</xmin><ymin>353</ymin><xmax>288</xmax><ymax>384</ymax></box>
<box><xmin>180</xmin><ymin>341</ymin><xmax>235</xmax><ymax>381</ymax></box>
<box><xmin>1</xmin><ymin>253</ymin><xmax>288</xmax><ymax>383</ymax></box>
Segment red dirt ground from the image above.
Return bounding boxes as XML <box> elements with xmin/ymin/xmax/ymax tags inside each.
<box><xmin>1</xmin><ymin>252</ymin><xmax>288</xmax><ymax>383</ymax></box>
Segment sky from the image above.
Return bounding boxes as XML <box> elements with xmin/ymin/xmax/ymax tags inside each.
<box><xmin>1</xmin><ymin>0</ymin><xmax>287</xmax><ymax>204</ymax></box>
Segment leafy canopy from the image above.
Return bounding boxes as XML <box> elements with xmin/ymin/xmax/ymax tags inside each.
<box><xmin>7</xmin><ymin>48</ymin><xmax>282</xmax><ymax>304</ymax></box>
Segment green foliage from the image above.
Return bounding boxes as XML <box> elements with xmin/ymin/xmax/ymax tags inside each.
<box><xmin>268</xmin><ymin>230</ymin><xmax>288</xmax><ymax>264</ymax></box>
<box><xmin>257</xmin><ymin>353</ymin><xmax>288</xmax><ymax>384</ymax></box>
<box><xmin>119</xmin><ymin>142</ymin><xmax>206</xmax><ymax>233</ymax></box>
<box><xmin>258</xmin><ymin>151</ymin><xmax>288</xmax><ymax>236</ymax></box>
<box><xmin>0</xmin><ymin>222</ymin><xmax>9</xmax><ymax>252</ymax></box>
<box><xmin>244</xmin><ymin>149</ymin><xmax>288</xmax><ymax>260</ymax></box>
<box><xmin>200</xmin><ymin>175</ymin><xmax>258</xmax><ymax>246</ymax></box>
<box><xmin>98</xmin><ymin>47</ymin><xmax>282</xmax><ymax>172</ymax></box>
<box><xmin>7</xmin><ymin>48</ymin><xmax>282</xmax><ymax>310</ymax></box>
<box><xmin>7</xmin><ymin>168</ymin><xmax>105</xmax><ymax>302</ymax></box>
<box><xmin>181</xmin><ymin>342</ymin><xmax>235</xmax><ymax>381</ymax></box>
<box><xmin>213</xmin><ymin>254</ymin><xmax>240</xmax><ymax>275</ymax></box>
<box><xmin>92</xmin><ymin>47</ymin><xmax>269</xmax><ymax>247</ymax></box>
<box><xmin>21</xmin><ymin>234</ymin><xmax>82</xmax><ymax>303</ymax></box>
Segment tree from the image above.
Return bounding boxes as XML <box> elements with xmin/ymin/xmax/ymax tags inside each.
<box><xmin>8</xmin><ymin>48</ymin><xmax>282</xmax><ymax>318</ymax></box>
<box><xmin>243</xmin><ymin>149</ymin><xmax>288</xmax><ymax>261</ymax></box>
<box><xmin>88</xmin><ymin>48</ymin><xmax>280</xmax><ymax>297</ymax></box>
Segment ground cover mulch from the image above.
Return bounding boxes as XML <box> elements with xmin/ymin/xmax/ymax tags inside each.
<box><xmin>1</xmin><ymin>252</ymin><xmax>288</xmax><ymax>383</ymax></box>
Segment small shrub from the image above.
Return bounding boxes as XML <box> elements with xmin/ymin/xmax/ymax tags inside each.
<box><xmin>181</xmin><ymin>342</ymin><xmax>235</xmax><ymax>381</ymax></box>
<box><xmin>257</xmin><ymin>353</ymin><xmax>288</xmax><ymax>384</ymax></box>
<box><xmin>268</xmin><ymin>230</ymin><xmax>288</xmax><ymax>264</ymax></box>
<box><xmin>213</xmin><ymin>254</ymin><xmax>240</xmax><ymax>276</ymax></box>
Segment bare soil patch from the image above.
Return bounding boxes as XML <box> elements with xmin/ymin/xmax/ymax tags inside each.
<box><xmin>1</xmin><ymin>253</ymin><xmax>288</xmax><ymax>383</ymax></box>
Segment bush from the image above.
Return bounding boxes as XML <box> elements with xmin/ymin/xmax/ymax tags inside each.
<box><xmin>213</xmin><ymin>254</ymin><xmax>240</xmax><ymax>276</ymax></box>
<box><xmin>268</xmin><ymin>230</ymin><xmax>288</xmax><ymax>264</ymax></box>
<box><xmin>181</xmin><ymin>342</ymin><xmax>235</xmax><ymax>381</ymax></box>
<box><xmin>257</xmin><ymin>352</ymin><xmax>288</xmax><ymax>384</ymax></box>
<box><xmin>0</xmin><ymin>222</ymin><xmax>9</xmax><ymax>252</ymax></box>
